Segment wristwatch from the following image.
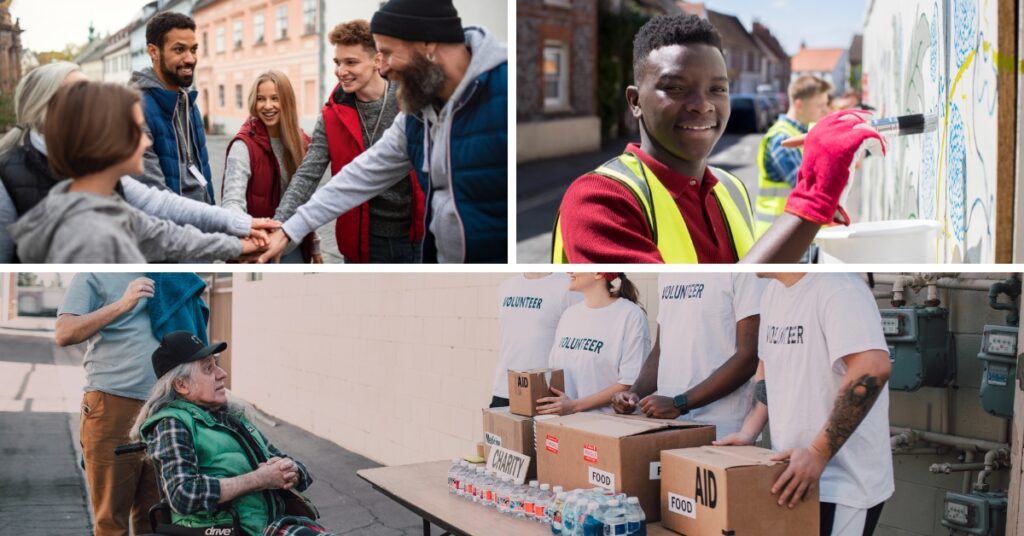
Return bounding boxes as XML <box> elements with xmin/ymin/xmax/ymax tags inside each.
<box><xmin>672</xmin><ymin>393</ymin><xmax>690</xmax><ymax>416</ymax></box>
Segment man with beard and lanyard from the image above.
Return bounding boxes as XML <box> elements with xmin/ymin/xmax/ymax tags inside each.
<box><xmin>131</xmin><ymin>12</ymin><xmax>216</xmax><ymax>204</ymax></box>
<box><xmin>258</xmin><ymin>0</ymin><xmax>507</xmax><ymax>264</ymax></box>
<box><xmin>551</xmin><ymin>14</ymin><xmax>885</xmax><ymax>263</ymax></box>
<box><xmin>610</xmin><ymin>273</ymin><xmax>763</xmax><ymax>439</ymax></box>
<box><xmin>715</xmin><ymin>273</ymin><xmax>894</xmax><ymax>536</ymax></box>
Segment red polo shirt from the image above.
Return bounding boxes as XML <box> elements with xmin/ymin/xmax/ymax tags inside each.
<box><xmin>558</xmin><ymin>143</ymin><xmax>738</xmax><ymax>264</ymax></box>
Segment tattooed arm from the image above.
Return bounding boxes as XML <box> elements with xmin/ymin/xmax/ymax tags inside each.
<box><xmin>770</xmin><ymin>349</ymin><xmax>891</xmax><ymax>508</ymax></box>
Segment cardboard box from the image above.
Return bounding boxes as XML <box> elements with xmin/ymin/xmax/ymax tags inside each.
<box><xmin>507</xmin><ymin>368</ymin><xmax>564</xmax><ymax>417</ymax></box>
<box><xmin>482</xmin><ymin>407</ymin><xmax>536</xmax><ymax>478</ymax></box>
<box><xmin>661</xmin><ymin>446</ymin><xmax>819</xmax><ymax>535</ymax></box>
<box><xmin>535</xmin><ymin>413</ymin><xmax>715</xmax><ymax>522</ymax></box>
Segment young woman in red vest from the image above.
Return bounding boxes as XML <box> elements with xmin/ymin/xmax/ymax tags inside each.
<box><xmin>222</xmin><ymin>70</ymin><xmax>318</xmax><ymax>263</ymax></box>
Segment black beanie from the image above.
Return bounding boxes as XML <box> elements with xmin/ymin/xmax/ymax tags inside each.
<box><xmin>370</xmin><ymin>0</ymin><xmax>464</xmax><ymax>44</ymax></box>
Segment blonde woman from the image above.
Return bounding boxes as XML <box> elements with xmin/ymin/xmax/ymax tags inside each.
<box><xmin>222</xmin><ymin>70</ymin><xmax>318</xmax><ymax>263</ymax></box>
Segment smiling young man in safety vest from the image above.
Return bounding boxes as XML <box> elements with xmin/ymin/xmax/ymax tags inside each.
<box><xmin>754</xmin><ymin>76</ymin><xmax>832</xmax><ymax>237</ymax></box>
<box><xmin>552</xmin><ymin>15</ymin><xmax>884</xmax><ymax>264</ymax></box>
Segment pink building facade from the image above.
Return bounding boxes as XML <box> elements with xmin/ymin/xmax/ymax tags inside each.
<box><xmin>193</xmin><ymin>0</ymin><xmax>323</xmax><ymax>135</ymax></box>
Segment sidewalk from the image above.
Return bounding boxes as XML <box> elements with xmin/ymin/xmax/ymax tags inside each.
<box><xmin>0</xmin><ymin>330</ymin><xmax>434</xmax><ymax>536</ymax></box>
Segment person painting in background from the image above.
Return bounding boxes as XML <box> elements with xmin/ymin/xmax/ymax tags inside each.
<box><xmin>490</xmin><ymin>273</ymin><xmax>582</xmax><ymax>408</ymax></box>
<box><xmin>538</xmin><ymin>273</ymin><xmax>651</xmax><ymax>415</ymax></box>
<box><xmin>754</xmin><ymin>75</ymin><xmax>832</xmax><ymax>238</ymax></box>
<box><xmin>222</xmin><ymin>70</ymin><xmax>319</xmax><ymax>263</ymax></box>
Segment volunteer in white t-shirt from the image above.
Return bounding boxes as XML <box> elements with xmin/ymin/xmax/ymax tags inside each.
<box><xmin>612</xmin><ymin>273</ymin><xmax>764</xmax><ymax>439</ymax></box>
<box><xmin>715</xmin><ymin>273</ymin><xmax>894</xmax><ymax>536</ymax></box>
<box><xmin>491</xmin><ymin>273</ymin><xmax>583</xmax><ymax>407</ymax></box>
<box><xmin>537</xmin><ymin>273</ymin><xmax>651</xmax><ymax>415</ymax></box>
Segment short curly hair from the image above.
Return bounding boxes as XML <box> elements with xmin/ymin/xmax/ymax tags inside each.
<box><xmin>329</xmin><ymin>19</ymin><xmax>375</xmax><ymax>54</ymax></box>
<box><xmin>632</xmin><ymin>14</ymin><xmax>723</xmax><ymax>81</ymax></box>
<box><xmin>146</xmin><ymin>11</ymin><xmax>196</xmax><ymax>49</ymax></box>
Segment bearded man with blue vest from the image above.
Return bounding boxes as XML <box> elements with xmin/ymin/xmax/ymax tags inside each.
<box><xmin>259</xmin><ymin>0</ymin><xmax>507</xmax><ymax>264</ymax></box>
<box><xmin>130</xmin><ymin>12</ymin><xmax>216</xmax><ymax>204</ymax></box>
<box><xmin>553</xmin><ymin>15</ymin><xmax>885</xmax><ymax>264</ymax></box>
<box><xmin>136</xmin><ymin>331</ymin><xmax>334</xmax><ymax>536</ymax></box>
<box><xmin>754</xmin><ymin>75</ymin><xmax>833</xmax><ymax>238</ymax></box>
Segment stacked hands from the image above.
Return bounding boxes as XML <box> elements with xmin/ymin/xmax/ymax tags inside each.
<box><xmin>235</xmin><ymin>218</ymin><xmax>320</xmax><ymax>263</ymax></box>
<box><xmin>254</xmin><ymin>456</ymin><xmax>302</xmax><ymax>491</ymax></box>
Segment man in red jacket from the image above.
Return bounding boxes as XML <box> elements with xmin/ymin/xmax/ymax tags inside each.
<box><xmin>271</xmin><ymin>19</ymin><xmax>423</xmax><ymax>263</ymax></box>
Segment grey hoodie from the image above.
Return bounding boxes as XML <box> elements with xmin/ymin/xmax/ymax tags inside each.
<box><xmin>10</xmin><ymin>180</ymin><xmax>241</xmax><ymax>263</ymax></box>
<box><xmin>280</xmin><ymin>27</ymin><xmax>507</xmax><ymax>263</ymax></box>
<box><xmin>130</xmin><ymin>67</ymin><xmax>209</xmax><ymax>203</ymax></box>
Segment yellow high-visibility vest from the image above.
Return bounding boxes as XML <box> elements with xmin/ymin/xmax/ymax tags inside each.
<box><xmin>754</xmin><ymin>118</ymin><xmax>805</xmax><ymax>237</ymax></box>
<box><xmin>551</xmin><ymin>152</ymin><xmax>755</xmax><ymax>264</ymax></box>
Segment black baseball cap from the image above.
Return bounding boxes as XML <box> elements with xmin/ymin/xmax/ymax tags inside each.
<box><xmin>152</xmin><ymin>331</ymin><xmax>227</xmax><ymax>379</ymax></box>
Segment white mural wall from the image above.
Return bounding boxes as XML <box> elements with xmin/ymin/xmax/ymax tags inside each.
<box><xmin>862</xmin><ymin>0</ymin><xmax>1000</xmax><ymax>263</ymax></box>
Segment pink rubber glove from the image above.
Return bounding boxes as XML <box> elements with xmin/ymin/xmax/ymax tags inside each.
<box><xmin>785</xmin><ymin>110</ymin><xmax>886</xmax><ymax>225</ymax></box>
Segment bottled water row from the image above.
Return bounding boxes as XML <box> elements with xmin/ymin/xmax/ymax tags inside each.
<box><xmin>446</xmin><ymin>459</ymin><xmax>646</xmax><ymax>535</ymax></box>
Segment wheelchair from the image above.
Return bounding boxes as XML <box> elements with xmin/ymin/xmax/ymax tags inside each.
<box><xmin>114</xmin><ymin>442</ymin><xmax>245</xmax><ymax>536</ymax></box>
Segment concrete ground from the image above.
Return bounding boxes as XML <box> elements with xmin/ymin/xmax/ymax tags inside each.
<box><xmin>0</xmin><ymin>327</ymin><xmax>437</xmax><ymax>535</ymax></box>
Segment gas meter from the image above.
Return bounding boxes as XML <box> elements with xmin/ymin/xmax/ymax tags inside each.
<box><xmin>941</xmin><ymin>491</ymin><xmax>1007</xmax><ymax>535</ymax></box>
<box><xmin>977</xmin><ymin>325</ymin><xmax>1018</xmax><ymax>418</ymax></box>
<box><xmin>879</xmin><ymin>307</ymin><xmax>956</xmax><ymax>391</ymax></box>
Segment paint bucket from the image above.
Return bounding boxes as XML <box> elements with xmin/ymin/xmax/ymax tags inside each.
<box><xmin>814</xmin><ymin>220</ymin><xmax>943</xmax><ymax>263</ymax></box>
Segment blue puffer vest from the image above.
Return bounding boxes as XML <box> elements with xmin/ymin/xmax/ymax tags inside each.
<box><xmin>405</xmin><ymin>62</ymin><xmax>507</xmax><ymax>263</ymax></box>
<box><xmin>140</xmin><ymin>87</ymin><xmax>215</xmax><ymax>204</ymax></box>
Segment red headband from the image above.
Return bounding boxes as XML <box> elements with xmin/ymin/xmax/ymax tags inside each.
<box><xmin>602</xmin><ymin>272</ymin><xmax>620</xmax><ymax>282</ymax></box>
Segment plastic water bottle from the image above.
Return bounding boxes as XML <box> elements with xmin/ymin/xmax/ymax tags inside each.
<box><xmin>457</xmin><ymin>461</ymin><xmax>471</xmax><ymax>497</ymax></box>
<box><xmin>511</xmin><ymin>480</ymin><xmax>527</xmax><ymax>518</ymax></box>
<box><xmin>479</xmin><ymin>470</ymin><xmax>495</xmax><ymax>508</ymax></box>
<box><xmin>535</xmin><ymin>483</ymin><xmax>553</xmax><ymax>524</ymax></box>
<box><xmin>472</xmin><ymin>467</ymin><xmax>486</xmax><ymax>503</ymax></box>
<box><xmin>498</xmin><ymin>476</ymin><xmax>514</xmax><ymax>514</ymax></box>
<box><xmin>625</xmin><ymin>497</ymin><xmax>645</xmax><ymax>535</ymax></box>
<box><xmin>524</xmin><ymin>480</ymin><xmax>539</xmax><ymax>519</ymax></box>
<box><xmin>550</xmin><ymin>491</ymin><xmax>568</xmax><ymax>534</ymax></box>
<box><xmin>447</xmin><ymin>458</ymin><xmax>461</xmax><ymax>494</ymax></box>
<box><xmin>602</xmin><ymin>499</ymin><xmax>627</xmax><ymax>535</ymax></box>
<box><xmin>561</xmin><ymin>492</ymin><xmax>579</xmax><ymax>536</ymax></box>
<box><xmin>582</xmin><ymin>501</ymin><xmax>604</xmax><ymax>536</ymax></box>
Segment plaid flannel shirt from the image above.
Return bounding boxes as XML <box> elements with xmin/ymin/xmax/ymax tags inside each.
<box><xmin>145</xmin><ymin>407</ymin><xmax>312</xmax><ymax>517</ymax></box>
<box><xmin>763</xmin><ymin>115</ymin><xmax>808</xmax><ymax>188</ymax></box>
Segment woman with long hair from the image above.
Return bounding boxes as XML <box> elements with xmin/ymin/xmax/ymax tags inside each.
<box><xmin>0</xmin><ymin>62</ymin><xmax>273</xmax><ymax>263</ymax></box>
<box><xmin>537</xmin><ymin>273</ymin><xmax>652</xmax><ymax>415</ymax></box>
<box><xmin>222</xmin><ymin>70</ymin><xmax>317</xmax><ymax>263</ymax></box>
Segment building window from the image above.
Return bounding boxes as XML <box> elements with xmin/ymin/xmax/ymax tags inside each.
<box><xmin>543</xmin><ymin>42</ymin><xmax>569</xmax><ymax>111</ymax></box>
<box><xmin>233</xmin><ymin>19</ymin><xmax>243</xmax><ymax>49</ymax></box>
<box><xmin>202</xmin><ymin>31</ymin><xmax>208</xmax><ymax>55</ymax></box>
<box><xmin>276</xmin><ymin>5</ymin><xmax>288</xmax><ymax>40</ymax></box>
<box><xmin>235</xmin><ymin>84</ymin><xmax>243</xmax><ymax>109</ymax></box>
<box><xmin>253</xmin><ymin>13</ymin><xmax>265</xmax><ymax>44</ymax></box>
<box><xmin>543</xmin><ymin>0</ymin><xmax>572</xmax><ymax>6</ymax></box>
<box><xmin>303</xmin><ymin>0</ymin><xmax>316</xmax><ymax>34</ymax></box>
<box><xmin>218</xmin><ymin>85</ymin><xmax>225</xmax><ymax>108</ymax></box>
<box><xmin>215</xmin><ymin>26</ymin><xmax>225</xmax><ymax>53</ymax></box>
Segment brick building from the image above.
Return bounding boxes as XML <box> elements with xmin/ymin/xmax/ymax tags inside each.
<box><xmin>516</xmin><ymin>0</ymin><xmax>599</xmax><ymax>163</ymax></box>
<box><xmin>750</xmin><ymin>21</ymin><xmax>790</xmax><ymax>95</ymax></box>
<box><xmin>0</xmin><ymin>0</ymin><xmax>23</xmax><ymax>95</ymax></box>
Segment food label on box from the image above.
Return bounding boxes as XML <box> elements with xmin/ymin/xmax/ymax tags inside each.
<box><xmin>545</xmin><ymin>434</ymin><xmax>559</xmax><ymax>454</ymax></box>
<box><xmin>484</xmin><ymin>432</ymin><xmax>502</xmax><ymax>447</ymax></box>
<box><xmin>583</xmin><ymin>443</ymin><xmax>598</xmax><ymax>463</ymax></box>
<box><xmin>587</xmin><ymin>466</ymin><xmax>615</xmax><ymax>490</ymax></box>
<box><xmin>649</xmin><ymin>461</ymin><xmax>661</xmax><ymax>480</ymax></box>
<box><xmin>668</xmin><ymin>492</ymin><xmax>697</xmax><ymax>519</ymax></box>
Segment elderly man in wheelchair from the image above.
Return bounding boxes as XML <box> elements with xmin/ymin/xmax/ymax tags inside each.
<box><xmin>128</xmin><ymin>331</ymin><xmax>333</xmax><ymax>536</ymax></box>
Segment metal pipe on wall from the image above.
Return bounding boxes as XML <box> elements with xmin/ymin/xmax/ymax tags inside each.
<box><xmin>890</xmin><ymin>426</ymin><xmax>1010</xmax><ymax>453</ymax></box>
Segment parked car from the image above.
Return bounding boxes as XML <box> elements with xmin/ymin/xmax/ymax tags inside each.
<box><xmin>727</xmin><ymin>94</ymin><xmax>772</xmax><ymax>133</ymax></box>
